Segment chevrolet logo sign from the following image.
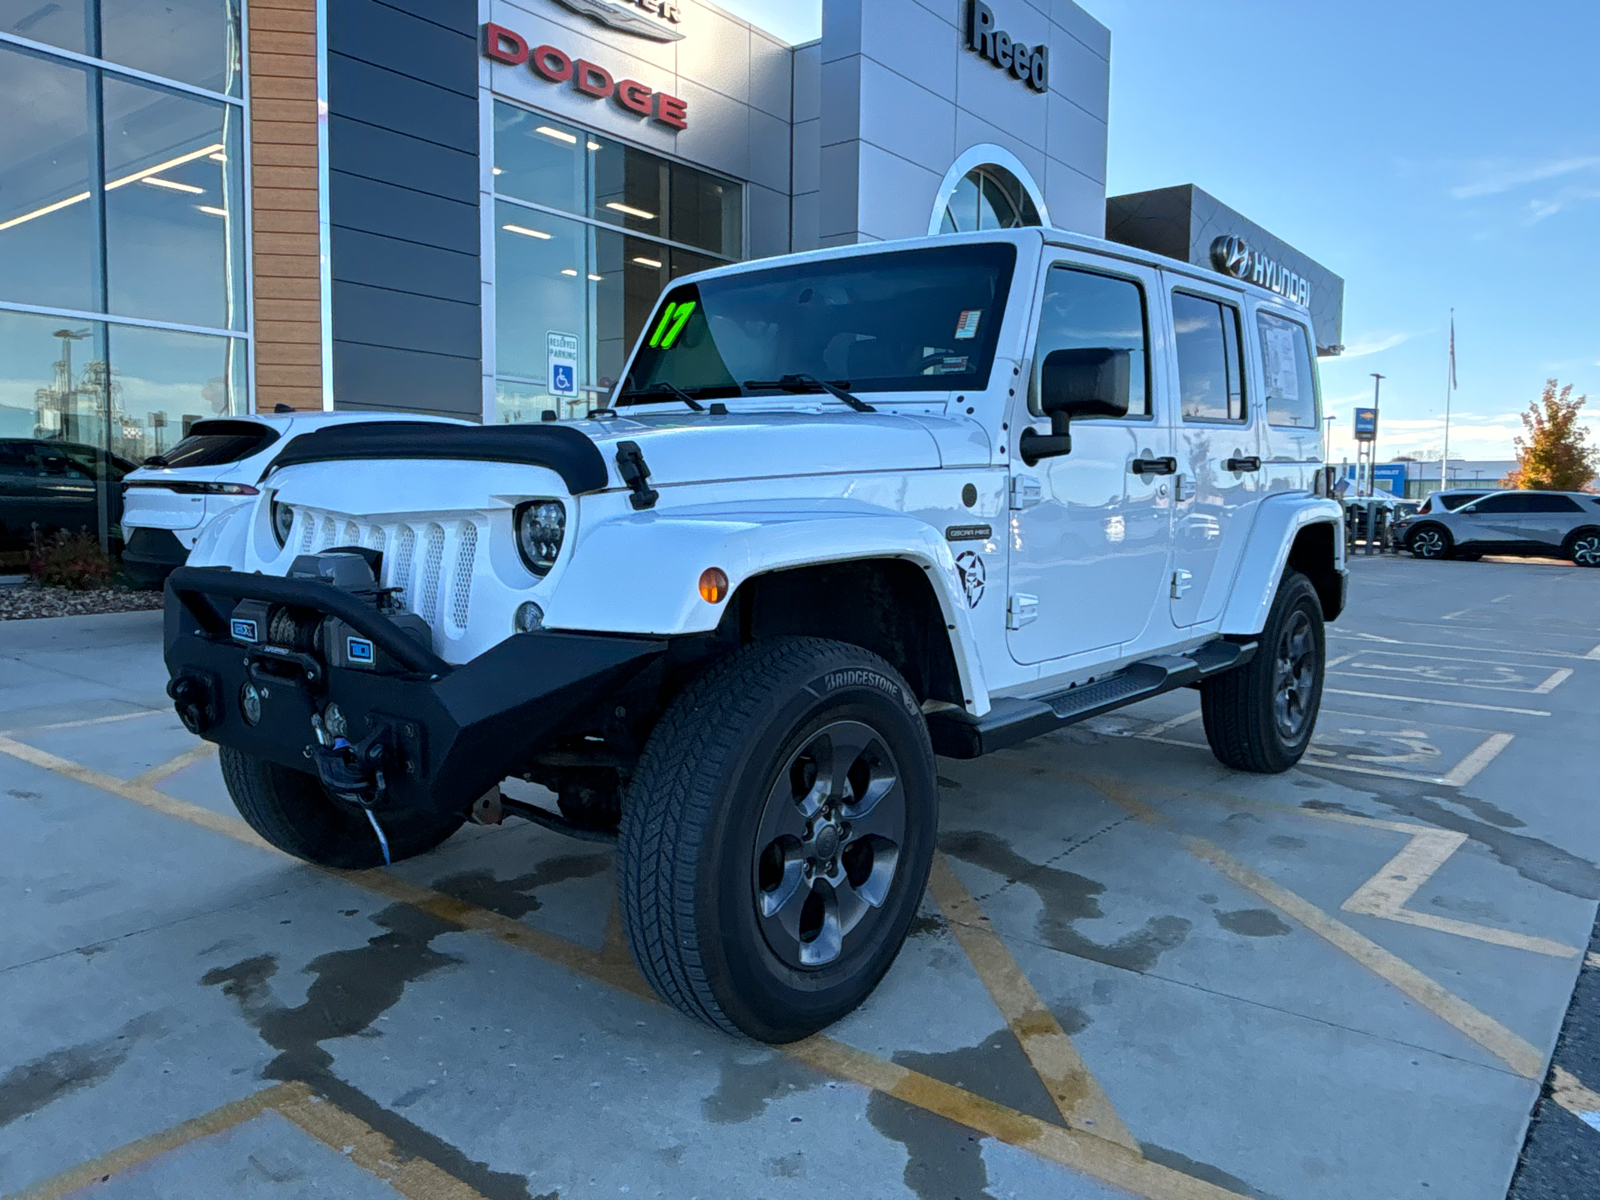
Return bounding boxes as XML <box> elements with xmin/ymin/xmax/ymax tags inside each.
<box><xmin>552</xmin><ymin>0</ymin><xmax>685</xmax><ymax>42</ymax></box>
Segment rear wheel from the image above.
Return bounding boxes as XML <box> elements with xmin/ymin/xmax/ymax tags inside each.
<box><xmin>1565</xmin><ymin>527</ymin><xmax>1600</xmax><ymax>567</ymax></box>
<box><xmin>1201</xmin><ymin>572</ymin><xmax>1324</xmax><ymax>774</ymax></box>
<box><xmin>618</xmin><ymin>637</ymin><xmax>937</xmax><ymax>1042</ymax></box>
<box><xmin>220</xmin><ymin>748</ymin><xmax>462</xmax><ymax>868</ymax></box>
<box><xmin>1407</xmin><ymin>523</ymin><xmax>1452</xmax><ymax>560</ymax></box>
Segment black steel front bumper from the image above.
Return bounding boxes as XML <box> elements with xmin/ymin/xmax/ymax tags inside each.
<box><xmin>163</xmin><ymin>566</ymin><xmax>667</xmax><ymax>818</ymax></box>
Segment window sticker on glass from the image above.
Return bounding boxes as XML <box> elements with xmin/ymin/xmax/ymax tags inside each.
<box><xmin>954</xmin><ymin>310</ymin><xmax>983</xmax><ymax>340</ymax></box>
<box><xmin>929</xmin><ymin>356</ymin><xmax>970</xmax><ymax>375</ymax></box>
<box><xmin>1263</xmin><ymin>326</ymin><xmax>1299</xmax><ymax>399</ymax></box>
<box><xmin>648</xmin><ymin>300</ymin><xmax>697</xmax><ymax>350</ymax></box>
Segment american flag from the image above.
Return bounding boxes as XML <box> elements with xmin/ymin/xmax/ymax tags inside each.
<box><xmin>1449</xmin><ymin>315</ymin><xmax>1457</xmax><ymax>389</ymax></box>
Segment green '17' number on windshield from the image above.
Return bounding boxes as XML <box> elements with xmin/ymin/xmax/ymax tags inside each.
<box><xmin>648</xmin><ymin>300</ymin><xmax>696</xmax><ymax>350</ymax></box>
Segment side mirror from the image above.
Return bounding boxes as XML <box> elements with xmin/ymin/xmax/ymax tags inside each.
<box><xmin>1020</xmin><ymin>348</ymin><xmax>1131</xmax><ymax>465</ymax></box>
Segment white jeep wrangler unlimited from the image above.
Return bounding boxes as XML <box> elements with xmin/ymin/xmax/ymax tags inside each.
<box><xmin>164</xmin><ymin>229</ymin><xmax>1345</xmax><ymax>1042</ymax></box>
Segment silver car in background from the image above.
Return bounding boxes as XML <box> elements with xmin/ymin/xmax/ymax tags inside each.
<box><xmin>1399</xmin><ymin>490</ymin><xmax>1600</xmax><ymax>565</ymax></box>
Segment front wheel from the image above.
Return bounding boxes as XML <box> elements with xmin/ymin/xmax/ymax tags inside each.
<box><xmin>220</xmin><ymin>748</ymin><xmax>462</xmax><ymax>868</ymax></box>
<box><xmin>1566</xmin><ymin>527</ymin><xmax>1600</xmax><ymax>568</ymax></box>
<box><xmin>1200</xmin><ymin>572</ymin><xmax>1325</xmax><ymax>774</ymax></box>
<box><xmin>1407</xmin><ymin>523</ymin><xmax>1452</xmax><ymax>559</ymax></box>
<box><xmin>618</xmin><ymin>638</ymin><xmax>937</xmax><ymax>1042</ymax></box>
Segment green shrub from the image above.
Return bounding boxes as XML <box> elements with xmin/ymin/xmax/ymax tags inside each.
<box><xmin>29</xmin><ymin>529</ymin><xmax>116</xmax><ymax>590</ymax></box>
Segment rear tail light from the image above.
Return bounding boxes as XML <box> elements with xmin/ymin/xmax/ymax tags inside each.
<box><xmin>125</xmin><ymin>480</ymin><xmax>259</xmax><ymax>496</ymax></box>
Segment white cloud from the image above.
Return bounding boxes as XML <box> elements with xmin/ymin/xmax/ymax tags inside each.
<box><xmin>1452</xmin><ymin>155</ymin><xmax>1600</xmax><ymax>199</ymax></box>
<box><xmin>1335</xmin><ymin>331</ymin><xmax>1417</xmax><ymax>359</ymax></box>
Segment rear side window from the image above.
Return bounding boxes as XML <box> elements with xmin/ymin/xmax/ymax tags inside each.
<box><xmin>1256</xmin><ymin>311</ymin><xmax>1318</xmax><ymax>428</ymax></box>
<box><xmin>155</xmin><ymin>420</ymin><xmax>279</xmax><ymax>468</ymax></box>
<box><xmin>1033</xmin><ymin>266</ymin><xmax>1150</xmax><ymax>417</ymax></box>
<box><xmin>1526</xmin><ymin>494</ymin><xmax>1583</xmax><ymax>513</ymax></box>
<box><xmin>1439</xmin><ymin>492</ymin><xmax>1486</xmax><ymax>510</ymax></box>
<box><xmin>1172</xmin><ymin>292</ymin><xmax>1245</xmax><ymax>422</ymax></box>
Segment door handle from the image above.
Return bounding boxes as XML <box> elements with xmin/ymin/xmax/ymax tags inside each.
<box><xmin>1130</xmin><ymin>456</ymin><xmax>1177</xmax><ymax>476</ymax></box>
<box><xmin>1225</xmin><ymin>456</ymin><xmax>1262</xmax><ymax>472</ymax></box>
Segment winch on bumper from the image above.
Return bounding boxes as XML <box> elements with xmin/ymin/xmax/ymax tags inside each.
<box><xmin>162</xmin><ymin>560</ymin><xmax>667</xmax><ymax>818</ymax></box>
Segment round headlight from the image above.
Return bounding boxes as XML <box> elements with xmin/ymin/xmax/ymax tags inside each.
<box><xmin>515</xmin><ymin>500</ymin><xmax>566</xmax><ymax>576</ymax></box>
<box><xmin>270</xmin><ymin>499</ymin><xmax>295</xmax><ymax>547</ymax></box>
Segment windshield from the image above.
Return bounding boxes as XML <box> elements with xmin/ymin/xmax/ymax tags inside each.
<box><xmin>153</xmin><ymin>420</ymin><xmax>279</xmax><ymax>469</ymax></box>
<box><xmin>620</xmin><ymin>243</ymin><xmax>1018</xmax><ymax>404</ymax></box>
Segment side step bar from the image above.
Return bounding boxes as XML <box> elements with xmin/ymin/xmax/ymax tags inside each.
<box><xmin>927</xmin><ymin>639</ymin><xmax>1257</xmax><ymax>760</ymax></box>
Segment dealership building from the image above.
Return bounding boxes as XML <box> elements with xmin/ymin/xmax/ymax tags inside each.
<box><xmin>1</xmin><ymin>0</ymin><xmax>1342</xmax><ymax>464</ymax></box>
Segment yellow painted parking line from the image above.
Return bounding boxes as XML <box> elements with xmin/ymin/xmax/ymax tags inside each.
<box><xmin>8</xmin><ymin>1083</ymin><xmax>302</xmax><ymax>1200</ymax></box>
<box><xmin>0</xmin><ymin>734</ymin><xmax>272</xmax><ymax>852</ymax></box>
<box><xmin>0</xmin><ymin>737</ymin><xmax>1251</xmax><ymax>1200</ymax></box>
<box><xmin>8</xmin><ymin>1081</ymin><xmax>492</xmax><ymax>1200</ymax></box>
<box><xmin>1587</xmin><ymin>642</ymin><xmax>1600</xmax><ymax>661</ymax></box>
<box><xmin>1088</xmin><ymin>778</ymin><xmax>1547</xmax><ymax>1080</ymax></box>
<box><xmin>130</xmin><ymin>741</ymin><xmax>217</xmax><ymax>787</ymax></box>
<box><xmin>1306</xmin><ymin>810</ymin><xmax>1581</xmax><ymax>959</ymax></box>
<box><xmin>1324</xmin><ymin>688</ymin><xmax>1550</xmax><ymax>717</ymax></box>
<box><xmin>927</xmin><ymin>852</ymin><xmax>1139</xmax><ymax>1150</ymax></box>
<box><xmin>1550</xmin><ymin>1067</ymin><xmax>1600</xmax><ymax>1132</ymax></box>
<box><xmin>273</xmin><ymin>1084</ymin><xmax>490</xmax><ymax>1200</ymax></box>
<box><xmin>1137</xmin><ymin>709</ymin><xmax>1203</xmax><ymax>737</ymax></box>
<box><xmin>0</xmin><ymin>708</ymin><xmax>167</xmax><ymax>735</ymax></box>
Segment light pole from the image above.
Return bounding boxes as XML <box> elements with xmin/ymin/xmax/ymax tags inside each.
<box><xmin>1367</xmin><ymin>373</ymin><xmax>1385</xmax><ymax>495</ymax></box>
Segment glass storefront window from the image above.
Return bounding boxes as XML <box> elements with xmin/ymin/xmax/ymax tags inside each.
<box><xmin>107</xmin><ymin>322</ymin><xmax>245</xmax><ymax>461</ymax></box>
<box><xmin>0</xmin><ymin>46</ymin><xmax>99</xmax><ymax>313</ymax></box>
<box><xmin>0</xmin><ymin>0</ymin><xmax>91</xmax><ymax>54</ymax></box>
<box><xmin>103</xmin><ymin>76</ymin><xmax>245</xmax><ymax>329</ymax></box>
<box><xmin>491</xmin><ymin>101</ymin><xmax>743</xmax><ymax>421</ymax></box>
<box><xmin>100</xmin><ymin>0</ymin><xmax>242</xmax><ymax>97</ymax></box>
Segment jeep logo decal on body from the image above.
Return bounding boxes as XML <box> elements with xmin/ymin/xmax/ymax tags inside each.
<box><xmin>955</xmin><ymin>551</ymin><xmax>986</xmax><ymax>607</ymax></box>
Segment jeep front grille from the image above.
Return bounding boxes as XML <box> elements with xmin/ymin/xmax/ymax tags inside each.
<box><xmin>287</xmin><ymin>508</ymin><xmax>482</xmax><ymax>645</ymax></box>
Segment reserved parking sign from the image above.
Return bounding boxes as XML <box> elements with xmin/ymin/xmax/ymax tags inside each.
<box><xmin>547</xmin><ymin>332</ymin><xmax>579</xmax><ymax>397</ymax></box>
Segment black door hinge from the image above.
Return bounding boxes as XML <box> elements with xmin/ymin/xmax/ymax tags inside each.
<box><xmin>615</xmin><ymin>441</ymin><xmax>659</xmax><ymax>510</ymax></box>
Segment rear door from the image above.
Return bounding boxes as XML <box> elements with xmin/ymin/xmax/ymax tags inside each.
<box><xmin>1253</xmin><ymin>307</ymin><xmax>1322</xmax><ymax>495</ymax></box>
<box><xmin>1516</xmin><ymin>493</ymin><xmax>1589</xmax><ymax>550</ymax></box>
<box><xmin>1164</xmin><ymin>279</ymin><xmax>1261</xmax><ymax>626</ymax></box>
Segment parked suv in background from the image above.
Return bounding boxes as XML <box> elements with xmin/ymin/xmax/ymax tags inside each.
<box><xmin>0</xmin><ymin>440</ymin><xmax>137</xmax><ymax>563</ymax></box>
<box><xmin>1401</xmin><ymin>491</ymin><xmax>1600</xmax><ymax>565</ymax></box>
<box><xmin>122</xmin><ymin>411</ymin><xmax>467</xmax><ymax>587</ymax></box>
<box><xmin>1415</xmin><ymin>488</ymin><xmax>1491</xmax><ymax>515</ymax></box>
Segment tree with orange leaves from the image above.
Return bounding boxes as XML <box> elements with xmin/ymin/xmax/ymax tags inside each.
<box><xmin>1502</xmin><ymin>380</ymin><xmax>1599</xmax><ymax>491</ymax></box>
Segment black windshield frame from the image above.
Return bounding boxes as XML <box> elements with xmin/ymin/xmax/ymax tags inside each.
<box><xmin>620</xmin><ymin>242</ymin><xmax>1018</xmax><ymax>405</ymax></box>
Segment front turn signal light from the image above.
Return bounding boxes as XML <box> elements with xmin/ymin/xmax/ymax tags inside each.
<box><xmin>698</xmin><ymin>567</ymin><xmax>728</xmax><ymax>604</ymax></box>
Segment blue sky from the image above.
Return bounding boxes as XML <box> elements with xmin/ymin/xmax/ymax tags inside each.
<box><xmin>719</xmin><ymin>0</ymin><xmax>1600</xmax><ymax>466</ymax></box>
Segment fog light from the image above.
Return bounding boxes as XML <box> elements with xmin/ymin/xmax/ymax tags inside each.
<box><xmin>240</xmin><ymin>683</ymin><xmax>262</xmax><ymax>726</ymax></box>
<box><xmin>514</xmin><ymin>601</ymin><xmax>544</xmax><ymax>632</ymax></box>
<box><xmin>698</xmin><ymin>567</ymin><xmax>729</xmax><ymax>604</ymax></box>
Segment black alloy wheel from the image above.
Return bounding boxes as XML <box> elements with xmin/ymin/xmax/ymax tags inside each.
<box><xmin>1566</xmin><ymin>528</ymin><xmax>1600</xmax><ymax>568</ymax></box>
<box><xmin>1272</xmin><ymin>609</ymin><xmax>1318</xmax><ymax>744</ymax></box>
<box><xmin>1408</xmin><ymin>524</ymin><xmax>1451</xmax><ymax>559</ymax></box>
<box><xmin>618</xmin><ymin>637</ymin><xmax>937</xmax><ymax>1043</ymax></box>
<box><xmin>753</xmin><ymin>720</ymin><xmax>906</xmax><ymax>969</ymax></box>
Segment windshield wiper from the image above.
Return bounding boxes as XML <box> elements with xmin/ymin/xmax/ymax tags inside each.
<box><xmin>616</xmin><ymin>382</ymin><xmax>705</xmax><ymax>411</ymax></box>
<box><xmin>742</xmin><ymin>374</ymin><xmax>875</xmax><ymax>413</ymax></box>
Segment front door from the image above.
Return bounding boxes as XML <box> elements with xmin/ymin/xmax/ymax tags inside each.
<box><xmin>1166</xmin><ymin>282</ymin><xmax>1260</xmax><ymax>626</ymax></box>
<box><xmin>1007</xmin><ymin>257</ymin><xmax>1172</xmax><ymax>666</ymax></box>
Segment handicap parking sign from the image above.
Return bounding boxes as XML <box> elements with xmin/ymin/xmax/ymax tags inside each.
<box><xmin>547</xmin><ymin>332</ymin><xmax>579</xmax><ymax>398</ymax></box>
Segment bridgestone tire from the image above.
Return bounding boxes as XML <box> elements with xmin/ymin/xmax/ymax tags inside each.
<box><xmin>618</xmin><ymin>637</ymin><xmax>938</xmax><ymax>1043</ymax></box>
<box><xmin>220</xmin><ymin>748</ymin><xmax>463</xmax><ymax>869</ymax></box>
<box><xmin>1200</xmin><ymin>571</ymin><xmax>1325</xmax><ymax>774</ymax></box>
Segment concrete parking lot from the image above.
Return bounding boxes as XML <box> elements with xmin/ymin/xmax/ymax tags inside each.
<box><xmin>2</xmin><ymin>554</ymin><xmax>1597</xmax><ymax>1200</ymax></box>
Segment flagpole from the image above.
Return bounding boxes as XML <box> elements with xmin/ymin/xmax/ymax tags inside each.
<box><xmin>1441</xmin><ymin>310</ymin><xmax>1455</xmax><ymax>491</ymax></box>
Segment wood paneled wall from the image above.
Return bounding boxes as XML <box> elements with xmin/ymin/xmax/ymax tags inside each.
<box><xmin>247</xmin><ymin>0</ymin><xmax>323</xmax><ymax>412</ymax></box>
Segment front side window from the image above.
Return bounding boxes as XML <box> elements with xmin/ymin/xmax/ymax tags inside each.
<box><xmin>1256</xmin><ymin>310</ymin><xmax>1318</xmax><ymax>428</ymax></box>
<box><xmin>1173</xmin><ymin>292</ymin><xmax>1245</xmax><ymax>422</ymax></box>
<box><xmin>1032</xmin><ymin>265</ymin><xmax>1149</xmax><ymax>417</ymax></box>
<box><xmin>623</xmin><ymin>243</ymin><xmax>1017</xmax><ymax>402</ymax></box>
<box><xmin>1464</xmin><ymin>494</ymin><xmax>1528</xmax><ymax>514</ymax></box>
